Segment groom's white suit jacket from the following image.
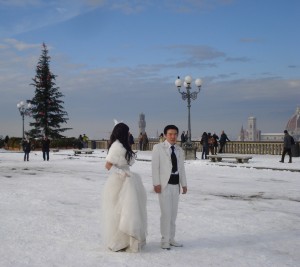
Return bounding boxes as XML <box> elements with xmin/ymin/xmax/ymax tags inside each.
<box><xmin>152</xmin><ymin>140</ymin><xmax>187</xmax><ymax>192</ymax></box>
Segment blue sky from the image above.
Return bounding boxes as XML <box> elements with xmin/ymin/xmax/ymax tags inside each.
<box><xmin>1</xmin><ymin>0</ymin><xmax>299</xmax><ymax>140</ymax></box>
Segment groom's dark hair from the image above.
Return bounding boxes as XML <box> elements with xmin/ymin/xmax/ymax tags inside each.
<box><xmin>164</xmin><ymin>125</ymin><xmax>179</xmax><ymax>135</ymax></box>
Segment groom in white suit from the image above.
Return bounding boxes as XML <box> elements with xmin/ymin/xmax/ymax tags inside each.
<box><xmin>152</xmin><ymin>125</ymin><xmax>187</xmax><ymax>250</ymax></box>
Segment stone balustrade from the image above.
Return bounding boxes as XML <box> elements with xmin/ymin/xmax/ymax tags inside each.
<box><xmin>88</xmin><ymin>140</ymin><xmax>300</xmax><ymax>156</ymax></box>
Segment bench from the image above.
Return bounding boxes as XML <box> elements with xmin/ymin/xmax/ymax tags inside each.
<box><xmin>73</xmin><ymin>149</ymin><xmax>94</xmax><ymax>155</ymax></box>
<box><xmin>207</xmin><ymin>154</ymin><xmax>252</xmax><ymax>163</ymax></box>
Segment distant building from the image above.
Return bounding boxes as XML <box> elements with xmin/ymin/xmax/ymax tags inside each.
<box><xmin>138</xmin><ymin>113</ymin><xmax>146</xmax><ymax>135</ymax></box>
<box><xmin>238</xmin><ymin>117</ymin><xmax>283</xmax><ymax>141</ymax></box>
<box><xmin>238</xmin><ymin>107</ymin><xmax>300</xmax><ymax>142</ymax></box>
<box><xmin>286</xmin><ymin>107</ymin><xmax>300</xmax><ymax>140</ymax></box>
<box><xmin>238</xmin><ymin>117</ymin><xmax>261</xmax><ymax>141</ymax></box>
<box><xmin>260</xmin><ymin>133</ymin><xmax>284</xmax><ymax>141</ymax></box>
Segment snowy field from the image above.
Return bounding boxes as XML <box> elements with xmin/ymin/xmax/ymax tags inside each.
<box><xmin>1</xmin><ymin>149</ymin><xmax>300</xmax><ymax>267</ymax></box>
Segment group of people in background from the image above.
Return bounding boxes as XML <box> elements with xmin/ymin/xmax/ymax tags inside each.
<box><xmin>77</xmin><ymin>134</ymin><xmax>89</xmax><ymax>149</ymax></box>
<box><xmin>128</xmin><ymin>130</ymin><xmax>231</xmax><ymax>156</ymax></box>
<box><xmin>200</xmin><ymin>130</ymin><xmax>230</xmax><ymax>159</ymax></box>
<box><xmin>24</xmin><ymin>128</ymin><xmax>293</xmax><ymax>165</ymax></box>
<box><xmin>22</xmin><ymin>136</ymin><xmax>50</xmax><ymax>161</ymax></box>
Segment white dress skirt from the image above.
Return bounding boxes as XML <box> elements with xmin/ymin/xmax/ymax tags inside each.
<box><xmin>102</xmin><ymin>140</ymin><xmax>147</xmax><ymax>252</ymax></box>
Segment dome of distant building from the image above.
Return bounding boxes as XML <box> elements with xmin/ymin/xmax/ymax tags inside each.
<box><xmin>286</xmin><ymin>107</ymin><xmax>300</xmax><ymax>135</ymax></box>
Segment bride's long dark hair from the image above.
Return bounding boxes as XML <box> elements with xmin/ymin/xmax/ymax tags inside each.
<box><xmin>108</xmin><ymin>122</ymin><xmax>136</xmax><ymax>164</ymax></box>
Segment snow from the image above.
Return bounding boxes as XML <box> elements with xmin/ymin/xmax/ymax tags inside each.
<box><xmin>1</xmin><ymin>149</ymin><xmax>300</xmax><ymax>267</ymax></box>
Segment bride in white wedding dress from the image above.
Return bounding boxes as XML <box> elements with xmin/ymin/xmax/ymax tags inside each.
<box><xmin>102</xmin><ymin>123</ymin><xmax>147</xmax><ymax>252</ymax></box>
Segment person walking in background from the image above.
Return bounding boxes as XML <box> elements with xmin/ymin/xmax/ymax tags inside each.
<box><xmin>78</xmin><ymin>134</ymin><xmax>84</xmax><ymax>149</ymax></box>
<box><xmin>218</xmin><ymin>131</ymin><xmax>230</xmax><ymax>153</ymax></box>
<box><xmin>200</xmin><ymin>132</ymin><xmax>209</xmax><ymax>159</ymax></box>
<box><xmin>212</xmin><ymin>132</ymin><xmax>219</xmax><ymax>154</ymax></box>
<box><xmin>152</xmin><ymin>125</ymin><xmax>187</xmax><ymax>250</ymax></box>
<box><xmin>208</xmin><ymin>133</ymin><xmax>215</xmax><ymax>155</ymax></box>
<box><xmin>159</xmin><ymin>133</ymin><xmax>164</xmax><ymax>143</ymax></box>
<box><xmin>82</xmin><ymin>134</ymin><xmax>89</xmax><ymax>148</ymax></box>
<box><xmin>128</xmin><ymin>132</ymin><xmax>135</xmax><ymax>149</ymax></box>
<box><xmin>42</xmin><ymin>136</ymin><xmax>50</xmax><ymax>161</ymax></box>
<box><xmin>138</xmin><ymin>132</ymin><xmax>143</xmax><ymax>150</ymax></box>
<box><xmin>4</xmin><ymin>135</ymin><xmax>9</xmax><ymax>149</ymax></box>
<box><xmin>184</xmin><ymin>131</ymin><xmax>188</xmax><ymax>142</ymax></box>
<box><xmin>142</xmin><ymin>132</ymin><xmax>149</xmax><ymax>151</ymax></box>
<box><xmin>279</xmin><ymin>130</ymin><xmax>294</xmax><ymax>163</ymax></box>
<box><xmin>22</xmin><ymin>138</ymin><xmax>31</xmax><ymax>161</ymax></box>
<box><xmin>103</xmin><ymin>122</ymin><xmax>147</xmax><ymax>252</ymax></box>
<box><xmin>180</xmin><ymin>131</ymin><xmax>186</xmax><ymax>146</ymax></box>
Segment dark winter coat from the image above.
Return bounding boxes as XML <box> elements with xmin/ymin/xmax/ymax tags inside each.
<box><xmin>283</xmin><ymin>134</ymin><xmax>293</xmax><ymax>149</ymax></box>
<box><xmin>42</xmin><ymin>139</ymin><xmax>50</xmax><ymax>152</ymax></box>
<box><xmin>219</xmin><ymin>133</ymin><xmax>230</xmax><ymax>144</ymax></box>
<box><xmin>22</xmin><ymin>140</ymin><xmax>31</xmax><ymax>153</ymax></box>
<box><xmin>128</xmin><ymin>134</ymin><xmax>134</xmax><ymax>145</ymax></box>
<box><xmin>200</xmin><ymin>134</ymin><xmax>209</xmax><ymax>148</ymax></box>
<box><xmin>181</xmin><ymin>133</ymin><xmax>186</xmax><ymax>143</ymax></box>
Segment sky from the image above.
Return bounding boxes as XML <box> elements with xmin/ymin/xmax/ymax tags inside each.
<box><xmin>0</xmin><ymin>0</ymin><xmax>300</xmax><ymax>140</ymax></box>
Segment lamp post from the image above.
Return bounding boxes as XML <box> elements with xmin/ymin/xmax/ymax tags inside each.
<box><xmin>17</xmin><ymin>101</ymin><xmax>32</xmax><ymax>140</ymax></box>
<box><xmin>175</xmin><ymin>75</ymin><xmax>202</xmax><ymax>160</ymax></box>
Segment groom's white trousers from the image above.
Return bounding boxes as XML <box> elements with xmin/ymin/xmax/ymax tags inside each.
<box><xmin>158</xmin><ymin>184</ymin><xmax>179</xmax><ymax>243</ymax></box>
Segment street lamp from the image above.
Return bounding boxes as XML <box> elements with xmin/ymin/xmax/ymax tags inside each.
<box><xmin>17</xmin><ymin>101</ymin><xmax>32</xmax><ymax>140</ymax></box>
<box><xmin>175</xmin><ymin>75</ymin><xmax>202</xmax><ymax>160</ymax></box>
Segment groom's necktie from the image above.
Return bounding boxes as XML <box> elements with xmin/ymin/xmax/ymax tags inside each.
<box><xmin>171</xmin><ymin>145</ymin><xmax>178</xmax><ymax>173</ymax></box>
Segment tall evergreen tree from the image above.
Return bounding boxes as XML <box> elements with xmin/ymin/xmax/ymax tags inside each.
<box><xmin>28</xmin><ymin>43</ymin><xmax>71</xmax><ymax>138</ymax></box>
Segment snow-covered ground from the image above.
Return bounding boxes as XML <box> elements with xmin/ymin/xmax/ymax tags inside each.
<box><xmin>1</xmin><ymin>149</ymin><xmax>299</xmax><ymax>267</ymax></box>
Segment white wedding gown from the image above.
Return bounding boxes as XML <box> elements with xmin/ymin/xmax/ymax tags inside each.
<box><xmin>102</xmin><ymin>140</ymin><xmax>147</xmax><ymax>252</ymax></box>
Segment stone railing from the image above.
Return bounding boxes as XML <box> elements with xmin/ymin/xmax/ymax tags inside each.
<box><xmin>216</xmin><ymin>141</ymin><xmax>283</xmax><ymax>155</ymax></box>
<box><xmin>89</xmin><ymin>140</ymin><xmax>299</xmax><ymax>156</ymax></box>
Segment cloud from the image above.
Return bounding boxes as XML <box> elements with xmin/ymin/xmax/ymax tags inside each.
<box><xmin>165</xmin><ymin>0</ymin><xmax>235</xmax><ymax>13</ymax></box>
<box><xmin>55</xmin><ymin>7</ymin><xmax>68</xmax><ymax>14</ymax></box>
<box><xmin>164</xmin><ymin>45</ymin><xmax>225</xmax><ymax>61</ymax></box>
<box><xmin>89</xmin><ymin>0</ymin><xmax>235</xmax><ymax>15</ymax></box>
<box><xmin>288</xmin><ymin>80</ymin><xmax>300</xmax><ymax>87</ymax></box>
<box><xmin>0</xmin><ymin>1</ymin><xmax>98</xmax><ymax>36</ymax></box>
<box><xmin>1</xmin><ymin>39</ymin><xmax>295</xmax><ymax>106</ymax></box>
<box><xmin>172</xmin><ymin>61</ymin><xmax>218</xmax><ymax>69</ymax></box>
<box><xmin>4</xmin><ymin>38</ymin><xmax>40</xmax><ymax>51</ymax></box>
<box><xmin>225</xmin><ymin>56</ymin><xmax>250</xmax><ymax>62</ymax></box>
<box><xmin>151</xmin><ymin>45</ymin><xmax>225</xmax><ymax>70</ymax></box>
<box><xmin>107</xmin><ymin>56</ymin><xmax>126</xmax><ymax>63</ymax></box>
<box><xmin>0</xmin><ymin>35</ymin><xmax>297</xmax><ymax>138</ymax></box>
<box><xmin>207</xmin><ymin>77</ymin><xmax>300</xmax><ymax>102</ymax></box>
<box><xmin>0</xmin><ymin>0</ymin><xmax>236</xmax><ymax>37</ymax></box>
<box><xmin>0</xmin><ymin>40</ymin><xmax>45</xmax><ymax>98</ymax></box>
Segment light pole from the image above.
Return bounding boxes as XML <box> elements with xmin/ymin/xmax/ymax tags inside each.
<box><xmin>175</xmin><ymin>75</ymin><xmax>202</xmax><ymax>160</ymax></box>
<box><xmin>17</xmin><ymin>101</ymin><xmax>32</xmax><ymax>140</ymax></box>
